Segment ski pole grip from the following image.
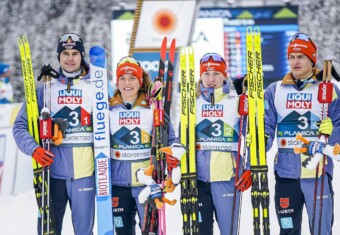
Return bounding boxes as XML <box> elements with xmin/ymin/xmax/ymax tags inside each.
<box><xmin>154</xmin><ymin>109</ymin><xmax>161</xmax><ymax>127</ymax></box>
<box><xmin>318</xmin><ymin>82</ymin><xmax>333</xmax><ymax>103</ymax></box>
<box><xmin>238</xmin><ymin>94</ymin><xmax>248</xmax><ymax>115</ymax></box>
<box><xmin>39</xmin><ymin>118</ymin><xmax>53</xmax><ymax>139</ymax></box>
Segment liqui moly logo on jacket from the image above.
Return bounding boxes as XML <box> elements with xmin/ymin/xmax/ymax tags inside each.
<box><xmin>286</xmin><ymin>93</ymin><xmax>312</xmax><ymax>109</ymax></box>
<box><xmin>119</xmin><ymin>111</ymin><xmax>140</xmax><ymax>125</ymax></box>
<box><xmin>202</xmin><ymin>104</ymin><xmax>223</xmax><ymax>117</ymax></box>
<box><xmin>58</xmin><ymin>89</ymin><xmax>82</xmax><ymax>104</ymax></box>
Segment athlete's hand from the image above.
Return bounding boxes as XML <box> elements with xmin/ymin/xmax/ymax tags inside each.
<box><xmin>166</xmin><ymin>155</ymin><xmax>180</xmax><ymax>169</ymax></box>
<box><xmin>233</xmin><ymin>74</ymin><xmax>247</xmax><ymax>95</ymax></box>
<box><xmin>37</xmin><ymin>63</ymin><xmax>59</xmax><ymax>81</ymax></box>
<box><xmin>32</xmin><ymin>147</ymin><xmax>54</xmax><ymax>167</ymax></box>
<box><xmin>52</xmin><ymin>118</ymin><xmax>69</xmax><ymax>145</ymax></box>
<box><xmin>160</xmin><ymin>143</ymin><xmax>186</xmax><ymax>168</ymax></box>
<box><xmin>318</xmin><ymin>118</ymin><xmax>333</xmax><ymax>136</ymax></box>
<box><xmin>147</xmin><ymin>80</ymin><xmax>163</xmax><ymax>101</ymax></box>
<box><xmin>235</xmin><ymin>170</ymin><xmax>252</xmax><ymax>192</ymax></box>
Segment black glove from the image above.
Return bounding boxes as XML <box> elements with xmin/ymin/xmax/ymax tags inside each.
<box><xmin>53</xmin><ymin>118</ymin><xmax>69</xmax><ymax>138</ymax></box>
<box><xmin>37</xmin><ymin>63</ymin><xmax>60</xmax><ymax>81</ymax></box>
<box><xmin>233</xmin><ymin>74</ymin><xmax>247</xmax><ymax>95</ymax></box>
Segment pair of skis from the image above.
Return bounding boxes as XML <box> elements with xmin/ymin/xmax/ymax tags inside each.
<box><xmin>18</xmin><ymin>35</ymin><xmax>56</xmax><ymax>234</ymax></box>
<box><xmin>142</xmin><ymin>36</ymin><xmax>176</xmax><ymax>235</ymax></box>
<box><xmin>246</xmin><ymin>27</ymin><xmax>270</xmax><ymax>235</ymax></box>
<box><xmin>179</xmin><ymin>46</ymin><xmax>199</xmax><ymax>235</ymax></box>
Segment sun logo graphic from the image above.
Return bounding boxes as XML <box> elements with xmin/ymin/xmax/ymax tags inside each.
<box><xmin>152</xmin><ymin>9</ymin><xmax>177</xmax><ymax>34</ymax></box>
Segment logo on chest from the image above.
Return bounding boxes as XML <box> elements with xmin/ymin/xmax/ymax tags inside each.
<box><xmin>202</xmin><ymin>104</ymin><xmax>223</xmax><ymax>117</ymax></box>
<box><xmin>58</xmin><ymin>89</ymin><xmax>82</xmax><ymax>104</ymax></box>
<box><xmin>286</xmin><ymin>93</ymin><xmax>312</xmax><ymax>109</ymax></box>
<box><xmin>119</xmin><ymin>111</ymin><xmax>140</xmax><ymax>125</ymax></box>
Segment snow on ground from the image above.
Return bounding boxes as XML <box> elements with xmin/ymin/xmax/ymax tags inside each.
<box><xmin>1</xmin><ymin>145</ymin><xmax>340</xmax><ymax>235</ymax></box>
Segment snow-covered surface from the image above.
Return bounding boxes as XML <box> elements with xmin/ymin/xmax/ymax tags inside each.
<box><xmin>1</xmin><ymin>142</ymin><xmax>340</xmax><ymax>235</ymax></box>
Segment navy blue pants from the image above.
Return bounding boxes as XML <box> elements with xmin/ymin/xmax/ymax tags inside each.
<box><xmin>197</xmin><ymin>180</ymin><xmax>215</xmax><ymax>235</ymax></box>
<box><xmin>197</xmin><ymin>180</ymin><xmax>240</xmax><ymax>235</ymax></box>
<box><xmin>112</xmin><ymin>185</ymin><xmax>145</xmax><ymax>235</ymax></box>
<box><xmin>275</xmin><ymin>172</ymin><xmax>334</xmax><ymax>235</ymax></box>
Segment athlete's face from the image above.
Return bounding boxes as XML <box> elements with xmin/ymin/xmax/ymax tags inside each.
<box><xmin>200</xmin><ymin>71</ymin><xmax>226</xmax><ymax>89</ymax></box>
<box><xmin>288</xmin><ymin>52</ymin><xmax>314</xmax><ymax>80</ymax></box>
<box><xmin>59</xmin><ymin>49</ymin><xmax>82</xmax><ymax>73</ymax></box>
<box><xmin>117</xmin><ymin>73</ymin><xmax>140</xmax><ymax>101</ymax></box>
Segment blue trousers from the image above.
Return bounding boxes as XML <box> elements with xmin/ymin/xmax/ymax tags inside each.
<box><xmin>38</xmin><ymin>176</ymin><xmax>95</xmax><ymax>235</ymax></box>
<box><xmin>275</xmin><ymin>173</ymin><xmax>334</xmax><ymax>235</ymax></box>
<box><xmin>197</xmin><ymin>180</ymin><xmax>241</xmax><ymax>235</ymax></box>
<box><xmin>112</xmin><ymin>185</ymin><xmax>145</xmax><ymax>235</ymax></box>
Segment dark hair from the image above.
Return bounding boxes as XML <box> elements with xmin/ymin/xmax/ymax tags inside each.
<box><xmin>114</xmin><ymin>68</ymin><xmax>152</xmax><ymax>96</ymax></box>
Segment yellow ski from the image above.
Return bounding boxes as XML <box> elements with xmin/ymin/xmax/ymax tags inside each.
<box><xmin>180</xmin><ymin>46</ymin><xmax>198</xmax><ymax>235</ymax></box>
<box><xmin>18</xmin><ymin>35</ymin><xmax>55</xmax><ymax>234</ymax></box>
<box><xmin>246</xmin><ymin>26</ymin><xmax>270</xmax><ymax>235</ymax></box>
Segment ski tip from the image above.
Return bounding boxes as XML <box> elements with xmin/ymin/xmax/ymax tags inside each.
<box><xmin>170</xmin><ymin>38</ymin><xmax>176</xmax><ymax>47</ymax></box>
<box><xmin>161</xmin><ymin>36</ymin><xmax>167</xmax><ymax>49</ymax></box>
<box><xmin>170</xmin><ymin>39</ymin><xmax>176</xmax><ymax>62</ymax></box>
<box><xmin>89</xmin><ymin>46</ymin><xmax>105</xmax><ymax>56</ymax></box>
<box><xmin>22</xmin><ymin>35</ymin><xmax>29</xmax><ymax>43</ymax></box>
<box><xmin>160</xmin><ymin>37</ymin><xmax>167</xmax><ymax>60</ymax></box>
<box><xmin>89</xmin><ymin>46</ymin><xmax>106</xmax><ymax>67</ymax></box>
<box><xmin>188</xmin><ymin>46</ymin><xmax>194</xmax><ymax>54</ymax></box>
<box><xmin>17</xmin><ymin>37</ymin><xmax>23</xmax><ymax>45</ymax></box>
<box><xmin>180</xmin><ymin>46</ymin><xmax>185</xmax><ymax>54</ymax></box>
<box><xmin>254</xmin><ymin>27</ymin><xmax>261</xmax><ymax>35</ymax></box>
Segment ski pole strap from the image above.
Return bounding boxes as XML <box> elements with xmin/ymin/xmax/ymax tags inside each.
<box><xmin>250</xmin><ymin>165</ymin><xmax>268</xmax><ymax>173</ymax></box>
<box><xmin>332</xmin><ymin>65</ymin><xmax>340</xmax><ymax>81</ymax></box>
<box><xmin>315</xmin><ymin>61</ymin><xmax>340</xmax><ymax>82</ymax></box>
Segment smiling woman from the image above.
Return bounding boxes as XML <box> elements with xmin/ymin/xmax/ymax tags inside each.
<box><xmin>108</xmin><ymin>56</ymin><xmax>177</xmax><ymax>235</ymax></box>
<box><xmin>113</xmin><ymin>56</ymin><xmax>147</xmax><ymax>102</ymax></box>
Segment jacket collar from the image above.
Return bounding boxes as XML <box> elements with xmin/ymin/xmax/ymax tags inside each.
<box><xmin>281</xmin><ymin>68</ymin><xmax>321</xmax><ymax>85</ymax></box>
<box><xmin>109</xmin><ymin>91</ymin><xmax>149</xmax><ymax>109</ymax></box>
